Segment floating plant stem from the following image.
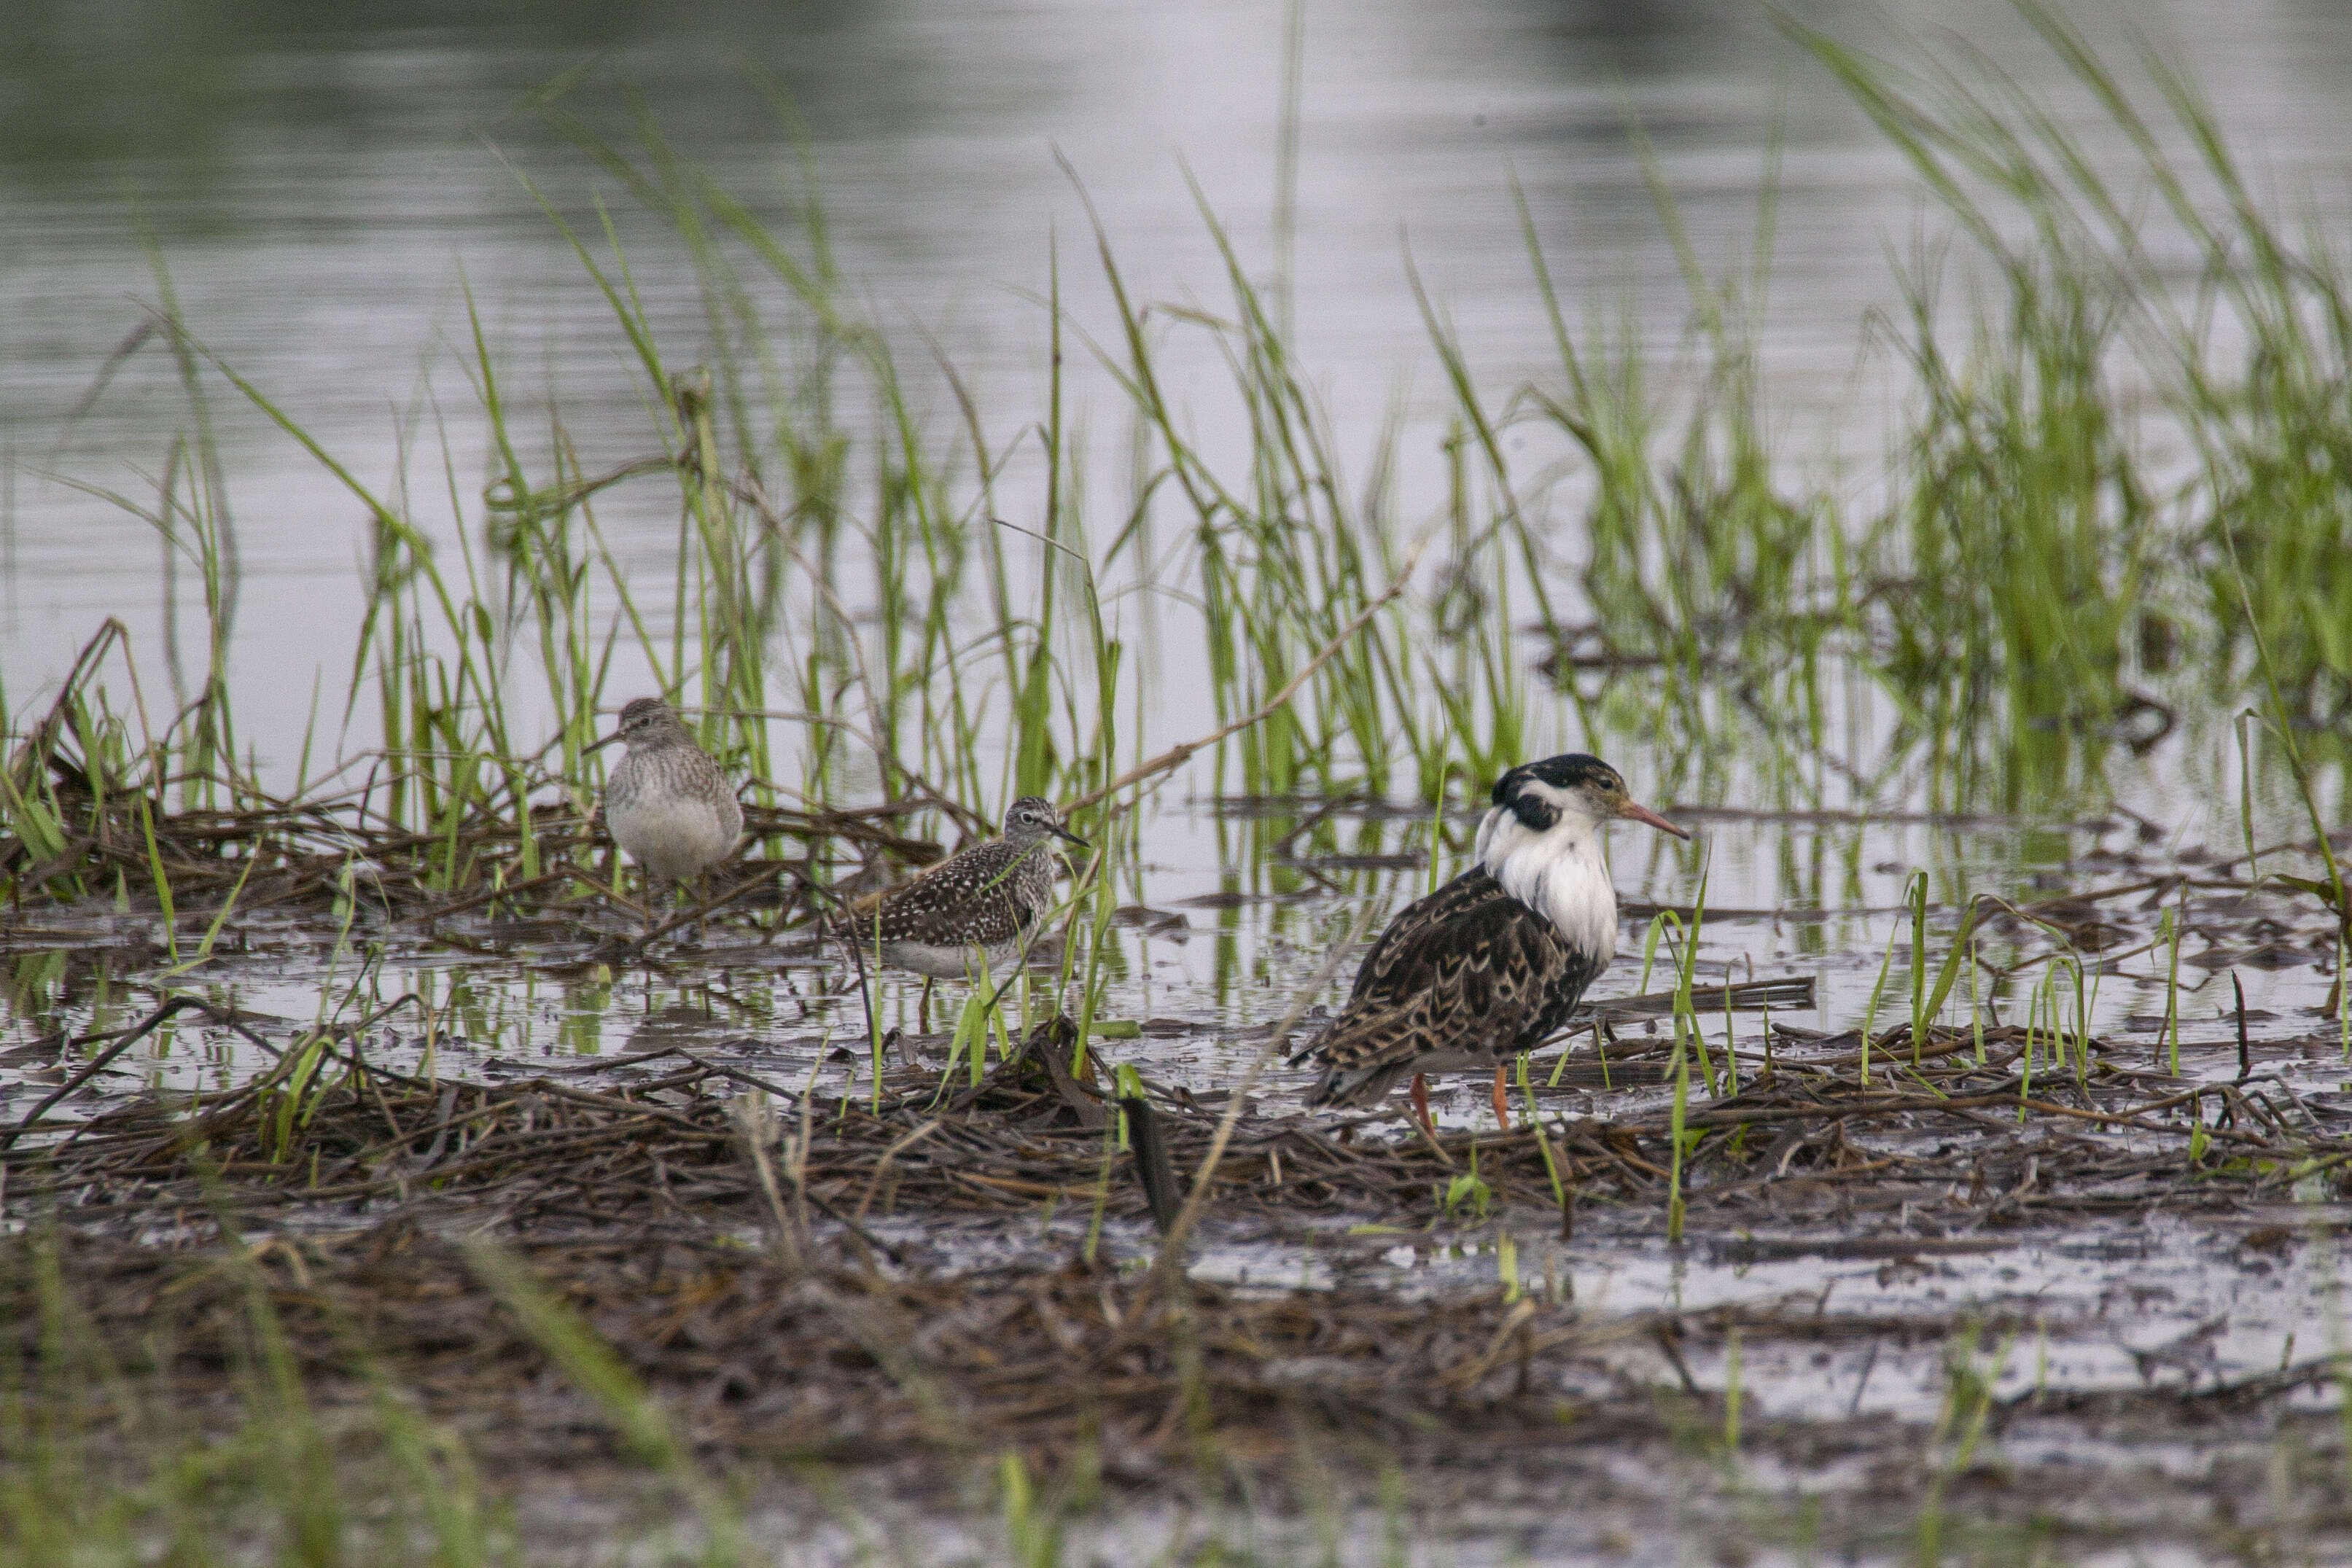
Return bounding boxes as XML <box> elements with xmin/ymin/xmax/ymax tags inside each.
<box><xmin>136</xmin><ymin>792</ymin><xmax>177</xmax><ymax>962</ymax></box>
<box><xmin>1906</xmin><ymin>870</ymin><xmax>1930</xmax><ymax>1064</ymax></box>
<box><xmin>1858</xmin><ymin>905</ymin><xmax>1904</xmax><ymax>1083</ymax></box>
<box><xmin>1518</xmin><ymin>1054</ymin><xmax>1568</xmax><ymax>1219</ymax></box>
<box><xmin>1666</xmin><ymin>1026</ymin><xmax>1692</xmax><ymax>1244</ymax></box>
<box><xmin>2019</xmin><ymin>976</ymin><xmax>2041</xmax><ymax>1126</ymax></box>
<box><xmin>2163</xmin><ymin>892</ymin><xmax>2186</xmax><ymax>1076</ymax></box>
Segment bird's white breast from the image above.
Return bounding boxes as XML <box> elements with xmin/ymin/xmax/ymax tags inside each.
<box><xmin>608</xmin><ymin>795</ymin><xmax>738</xmax><ymax>882</ymax></box>
<box><xmin>1476</xmin><ymin>806</ymin><xmax>1619</xmax><ymax>964</ymax></box>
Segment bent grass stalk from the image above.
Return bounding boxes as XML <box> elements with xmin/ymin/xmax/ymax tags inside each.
<box><xmin>1857</xmin><ymin>905</ymin><xmax>1904</xmax><ymax>1083</ymax></box>
<box><xmin>1678</xmin><ymin>855</ymin><xmax>1716</xmax><ymax>1096</ymax></box>
<box><xmin>2163</xmin><ymin>892</ymin><xmax>2186</xmax><ymax>1075</ymax></box>
<box><xmin>1907</xmin><ymin>870</ymin><xmax>1930</xmax><ymax>1064</ymax></box>
<box><xmin>1653</xmin><ymin>905</ymin><xmax>1705</xmax><ymax>1243</ymax></box>
<box><xmin>1969</xmin><ymin>929</ymin><xmax>1986</xmax><ymax>1066</ymax></box>
<box><xmin>135</xmin><ymin>792</ymin><xmax>177</xmax><ymax>963</ymax></box>
<box><xmin>1666</xmin><ymin>1021</ymin><xmax>1693</xmax><ymax>1245</ymax></box>
<box><xmin>1517</xmin><ymin>1054</ymin><xmax>1569</xmax><ymax>1222</ymax></box>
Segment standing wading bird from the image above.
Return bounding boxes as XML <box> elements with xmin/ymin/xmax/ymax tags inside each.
<box><xmin>587</xmin><ymin>698</ymin><xmax>744</xmax><ymax>937</ymax></box>
<box><xmin>841</xmin><ymin>796</ymin><xmax>1089</xmax><ymax>1029</ymax></box>
<box><xmin>1296</xmin><ymin>754</ymin><xmax>1689</xmax><ymax>1134</ymax></box>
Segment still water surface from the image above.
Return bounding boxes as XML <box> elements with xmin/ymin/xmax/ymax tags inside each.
<box><xmin>6</xmin><ymin>0</ymin><xmax>2352</xmax><ymax>756</ymax></box>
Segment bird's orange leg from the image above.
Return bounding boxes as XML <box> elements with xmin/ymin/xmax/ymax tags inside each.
<box><xmin>1491</xmin><ymin>1064</ymin><xmax>1513</xmax><ymax>1133</ymax></box>
<box><xmin>1409</xmin><ymin>1073</ymin><xmax>1436</xmax><ymax>1137</ymax></box>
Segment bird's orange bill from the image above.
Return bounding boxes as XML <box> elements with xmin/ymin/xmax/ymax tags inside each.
<box><xmin>1618</xmin><ymin>800</ymin><xmax>1691</xmax><ymax>839</ymax></box>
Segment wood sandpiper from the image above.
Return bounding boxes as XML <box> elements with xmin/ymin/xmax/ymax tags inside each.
<box><xmin>841</xmin><ymin>795</ymin><xmax>1088</xmax><ymax>1023</ymax></box>
<box><xmin>588</xmin><ymin>698</ymin><xmax>744</xmax><ymax>934</ymax></box>
<box><xmin>1296</xmin><ymin>753</ymin><xmax>1688</xmax><ymax>1133</ymax></box>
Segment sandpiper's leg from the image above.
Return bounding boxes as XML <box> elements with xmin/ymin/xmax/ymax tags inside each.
<box><xmin>1409</xmin><ymin>1073</ymin><xmax>1436</xmax><ymax>1138</ymax></box>
<box><xmin>918</xmin><ymin>978</ymin><xmax>933</xmax><ymax>1034</ymax></box>
<box><xmin>1490</xmin><ymin>1064</ymin><xmax>1513</xmax><ymax>1133</ymax></box>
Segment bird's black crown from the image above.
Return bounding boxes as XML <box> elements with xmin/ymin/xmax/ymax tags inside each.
<box><xmin>1490</xmin><ymin>753</ymin><xmax>1623</xmax><ymax>832</ymax></box>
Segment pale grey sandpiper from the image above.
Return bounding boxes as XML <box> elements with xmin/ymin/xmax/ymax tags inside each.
<box><xmin>1295</xmin><ymin>753</ymin><xmax>1689</xmax><ymax>1134</ymax></box>
<box><xmin>839</xmin><ymin>795</ymin><xmax>1089</xmax><ymax>1027</ymax></box>
<box><xmin>587</xmin><ymin>697</ymin><xmax>744</xmax><ymax>937</ymax></box>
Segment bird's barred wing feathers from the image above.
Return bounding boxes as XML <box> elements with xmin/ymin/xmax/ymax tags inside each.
<box><xmin>1299</xmin><ymin>871</ymin><xmax>1585</xmax><ymax>1107</ymax></box>
<box><xmin>1342</xmin><ymin>870</ymin><xmax>1516</xmax><ymax>1003</ymax></box>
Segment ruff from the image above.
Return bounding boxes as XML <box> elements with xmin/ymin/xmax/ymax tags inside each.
<box><xmin>1297</xmin><ymin>753</ymin><xmax>1688</xmax><ymax>1131</ymax></box>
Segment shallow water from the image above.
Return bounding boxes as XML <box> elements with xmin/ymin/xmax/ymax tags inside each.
<box><xmin>8</xmin><ymin>800</ymin><xmax>2343</xmax><ymax>1103</ymax></box>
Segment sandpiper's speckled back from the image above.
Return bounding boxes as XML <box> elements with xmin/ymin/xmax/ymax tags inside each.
<box><xmin>601</xmin><ymin>698</ymin><xmax>743</xmax><ymax>884</ymax></box>
<box><xmin>846</xmin><ymin>795</ymin><xmax>1080</xmax><ymax>975</ymax></box>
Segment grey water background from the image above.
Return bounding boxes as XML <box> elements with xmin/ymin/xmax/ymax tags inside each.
<box><xmin>7</xmin><ymin>0</ymin><xmax>2352</xmax><ymax>758</ymax></box>
<box><xmin>9</xmin><ymin>1</ymin><xmax>2352</xmax><ymax>1456</ymax></box>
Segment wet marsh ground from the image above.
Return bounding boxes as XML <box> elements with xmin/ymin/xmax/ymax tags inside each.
<box><xmin>7</xmin><ymin>795</ymin><xmax>2352</xmax><ymax>1564</ymax></box>
<box><xmin>10</xmin><ymin>9</ymin><xmax>2352</xmax><ymax>1563</ymax></box>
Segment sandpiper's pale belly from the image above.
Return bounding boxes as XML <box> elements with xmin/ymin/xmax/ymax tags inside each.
<box><xmin>608</xmin><ymin>795</ymin><xmax>739</xmax><ymax>882</ymax></box>
<box><xmin>878</xmin><ymin>938</ymin><xmax>1021</xmax><ymax>979</ymax></box>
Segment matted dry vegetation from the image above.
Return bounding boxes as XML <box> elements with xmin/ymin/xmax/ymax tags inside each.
<box><xmin>9</xmin><ymin>996</ymin><xmax>2352</xmax><ymax>1511</ymax></box>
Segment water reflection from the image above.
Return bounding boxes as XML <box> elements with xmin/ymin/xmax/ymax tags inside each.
<box><xmin>0</xmin><ymin>1</ymin><xmax>889</xmax><ymax>182</ymax></box>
